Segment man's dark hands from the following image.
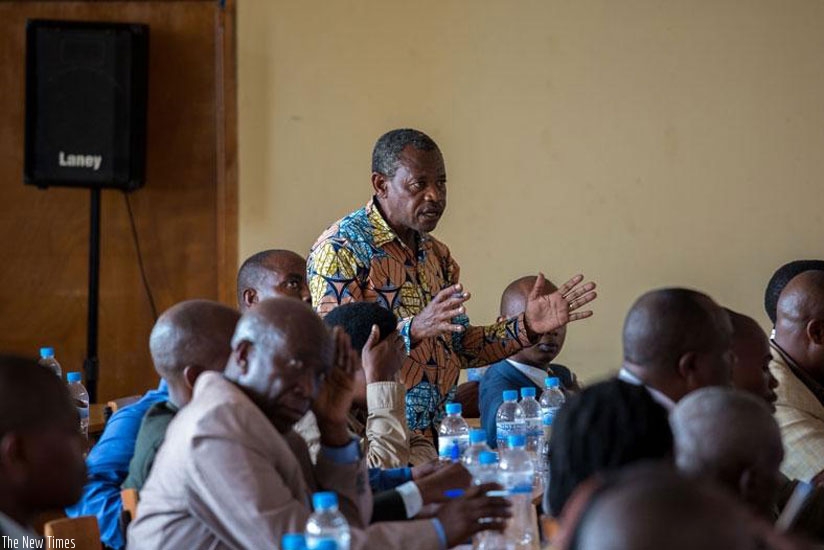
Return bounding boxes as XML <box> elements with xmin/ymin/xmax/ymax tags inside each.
<box><xmin>409</xmin><ymin>284</ymin><xmax>471</xmax><ymax>343</ymax></box>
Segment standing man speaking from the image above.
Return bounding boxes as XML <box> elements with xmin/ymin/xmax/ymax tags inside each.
<box><xmin>308</xmin><ymin>129</ymin><xmax>597</xmax><ymax>438</ymax></box>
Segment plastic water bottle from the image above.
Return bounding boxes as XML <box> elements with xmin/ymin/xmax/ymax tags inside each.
<box><xmin>438</xmin><ymin>402</ymin><xmax>470</xmax><ymax>461</ymax></box>
<box><xmin>281</xmin><ymin>533</ymin><xmax>308</xmax><ymax>550</ymax></box>
<box><xmin>66</xmin><ymin>372</ymin><xmax>89</xmax><ymax>439</ymax></box>
<box><xmin>539</xmin><ymin>414</ymin><xmax>553</xmax><ymax>491</ymax></box>
<box><xmin>495</xmin><ymin>390</ymin><xmax>525</xmax><ymax>449</ymax></box>
<box><xmin>462</xmin><ymin>429</ymin><xmax>492</xmax><ymax>478</ymax></box>
<box><xmin>500</xmin><ymin>435</ymin><xmax>537</xmax><ymax>549</ymax></box>
<box><xmin>306</xmin><ymin>492</ymin><xmax>349</xmax><ymax>550</ymax></box>
<box><xmin>519</xmin><ymin>387</ymin><xmax>542</xmax><ymax>466</ymax></box>
<box><xmin>38</xmin><ymin>347</ymin><xmax>62</xmax><ymax>378</ymax></box>
<box><xmin>472</xmin><ymin>452</ymin><xmax>513</xmax><ymax>550</ymax></box>
<box><xmin>539</xmin><ymin>377</ymin><xmax>565</xmax><ymax>425</ymax></box>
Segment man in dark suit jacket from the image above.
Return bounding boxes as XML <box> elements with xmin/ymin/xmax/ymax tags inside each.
<box><xmin>479</xmin><ymin>276</ymin><xmax>579</xmax><ymax>448</ymax></box>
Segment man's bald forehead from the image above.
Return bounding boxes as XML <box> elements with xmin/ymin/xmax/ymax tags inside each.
<box><xmin>777</xmin><ymin>270</ymin><xmax>824</xmax><ymax>322</ymax></box>
<box><xmin>500</xmin><ymin>275</ymin><xmax>558</xmax><ymax>317</ymax></box>
<box><xmin>232</xmin><ymin>297</ymin><xmax>330</xmax><ymax>356</ymax></box>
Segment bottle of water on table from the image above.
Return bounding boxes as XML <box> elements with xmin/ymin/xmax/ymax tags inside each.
<box><xmin>306</xmin><ymin>492</ymin><xmax>349</xmax><ymax>550</ymax></box>
<box><xmin>38</xmin><ymin>347</ymin><xmax>62</xmax><ymax>378</ymax></box>
<box><xmin>66</xmin><ymin>372</ymin><xmax>89</xmax><ymax>439</ymax></box>
<box><xmin>438</xmin><ymin>402</ymin><xmax>470</xmax><ymax>462</ymax></box>
<box><xmin>519</xmin><ymin>387</ymin><xmax>542</xmax><ymax>464</ymax></box>
<box><xmin>500</xmin><ymin>434</ymin><xmax>537</xmax><ymax>549</ymax></box>
<box><xmin>462</xmin><ymin>428</ymin><xmax>492</xmax><ymax>478</ymax></box>
<box><xmin>495</xmin><ymin>390</ymin><xmax>524</xmax><ymax>449</ymax></box>
<box><xmin>473</xmin><ymin>451</ymin><xmax>513</xmax><ymax>550</ymax></box>
<box><xmin>539</xmin><ymin>377</ymin><xmax>565</xmax><ymax>425</ymax></box>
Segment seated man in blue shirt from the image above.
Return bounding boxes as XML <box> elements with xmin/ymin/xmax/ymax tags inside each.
<box><xmin>65</xmin><ymin>300</ymin><xmax>239</xmax><ymax>550</ymax></box>
<box><xmin>480</xmin><ymin>275</ymin><xmax>579</xmax><ymax>448</ymax></box>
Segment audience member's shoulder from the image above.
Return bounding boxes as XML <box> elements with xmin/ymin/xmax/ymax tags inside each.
<box><xmin>184</xmin><ymin>372</ymin><xmax>274</xmax><ymax>438</ymax></box>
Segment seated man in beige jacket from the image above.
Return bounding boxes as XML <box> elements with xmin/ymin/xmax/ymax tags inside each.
<box><xmin>296</xmin><ymin>302</ymin><xmax>438</xmax><ymax>468</ymax></box>
<box><xmin>128</xmin><ymin>298</ymin><xmax>510</xmax><ymax>550</ymax></box>
<box><xmin>770</xmin><ymin>270</ymin><xmax>824</xmax><ymax>485</ymax></box>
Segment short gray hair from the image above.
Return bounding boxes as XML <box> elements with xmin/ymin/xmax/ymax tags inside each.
<box><xmin>671</xmin><ymin>387</ymin><xmax>781</xmax><ymax>479</ymax></box>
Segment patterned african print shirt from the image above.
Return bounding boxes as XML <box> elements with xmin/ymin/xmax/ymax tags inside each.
<box><xmin>308</xmin><ymin>198</ymin><xmax>532</xmax><ymax>434</ymax></box>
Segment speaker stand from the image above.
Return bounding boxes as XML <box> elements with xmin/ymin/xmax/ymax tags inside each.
<box><xmin>83</xmin><ymin>187</ymin><xmax>101</xmax><ymax>403</ymax></box>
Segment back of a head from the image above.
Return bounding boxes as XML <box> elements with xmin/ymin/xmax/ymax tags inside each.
<box><xmin>671</xmin><ymin>387</ymin><xmax>783</xmax><ymax>491</ymax></box>
<box><xmin>623</xmin><ymin>287</ymin><xmax>728</xmax><ymax>371</ymax></box>
<box><xmin>0</xmin><ymin>355</ymin><xmax>85</xmax><ymax>511</ymax></box>
<box><xmin>765</xmin><ymin>260</ymin><xmax>824</xmax><ymax>325</ymax></box>
<box><xmin>574</xmin><ymin>467</ymin><xmax>757</xmax><ymax>550</ymax></box>
<box><xmin>149</xmin><ymin>299</ymin><xmax>241</xmax><ymax>381</ymax></box>
<box><xmin>371</xmin><ymin>128</ymin><xmax>440</xmax><ymax>177</ymax></box>
<box><xmin>322</xmin><ymin>302</ymin><xmax>397</xmax><ymax>353</ymax></box>
<box><xmin>547</xmin><ymin>378</ymin><xmax>673</xmax><ymax>516</ymax></box>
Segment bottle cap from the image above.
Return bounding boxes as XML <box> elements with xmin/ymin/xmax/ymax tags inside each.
<box><xmin>312</xmin><ymin>491</ymin><xmax>338</xmax><ymax>511</ymax></box>
<box><xmin>280</xmin><ymin>533</ymin><xmax>307</xmax><ymax>550</ymax></box>
<box><xmin>543</xmin><ymin>414</ymin><xmax>554</xmax><ymax>426</ymax></box>
<box><xmin>479</xmin><ymin>451</ymin><xmax>499</xmax><ymax>465</ymax></box>
<box><xmin>444</xmin><ymin>488</ymin><xmax>465</xmax><ymax>499</ymax></box>
<box><xmin>39</xmin><ymin>347</ymin><xmax>54</xmax><ymax>358</ymax></box>
<box><xmin>503</xmin><ymin>390</ymin><xmax>518</xmax><ymax>401</ymax></box>
<box><xmin>507</xmin><ymin>434</ymin><xmax>526</xmax><ymax>448</ymax></box>
<box><xmin>314</xmin><ymin>541</ymin><xmax>338</xmax><ymax>550</ymax></box>
<box><xmin>66</xmin><ymin>372</ymin><xmax>82</xmax><ymax>383</ymax></box>
<box><xmin>469</xmin><ymin>428</ymin><xmax>486</xmax><ymax>444</ymax></box>
<box><xmin>520</xmin><ymin>387</ymin><xmax>536</xmax><ymax>398</ymax></box>
<box><xmin>445</xmin><ymin>402</ymin><xmax>462</xmax><ymax>415</ymax></box>
<box><xmin>545</xmin><ymin>377</ymin><xmax>560</xmax><ymax>388</ymax></box>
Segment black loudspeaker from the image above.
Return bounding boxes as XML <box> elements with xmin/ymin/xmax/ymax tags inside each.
<box><xmin>24</xmin><ymin>20</ymin><xmax>149</xmax><ymax>190</ymax></box>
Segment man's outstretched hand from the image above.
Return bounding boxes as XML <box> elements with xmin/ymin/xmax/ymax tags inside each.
<box><xmin>524</xmin><ymin>273</ymin><xmax>597</xmax><ymax>339</ymax></box>
<box><xmin>409</xmin><ymin>284</ymin><xmax>471</xmax><ymax>343</ymax></box>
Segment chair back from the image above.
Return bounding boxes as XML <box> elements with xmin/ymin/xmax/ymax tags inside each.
<box><xmin>107</xmin><ymin>395</ymin><xmax>141</xmax><ymax>414</ymax></box>
<box><xmin>44</xmin><ymin>515</ymin><xmax>100</xmax><ymax>550</ymax></box>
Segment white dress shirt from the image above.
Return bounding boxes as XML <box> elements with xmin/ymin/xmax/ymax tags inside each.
<box><xmin>617</xmin><ymin>368</ymin><xmax>676</xmax><ymax>412</ymax></box>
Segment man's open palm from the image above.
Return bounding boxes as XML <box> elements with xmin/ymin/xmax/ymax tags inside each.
<box><xmin>524</xmin><ymin>273</ymin><xmax>597</xmax><ymax>335</ymax></box>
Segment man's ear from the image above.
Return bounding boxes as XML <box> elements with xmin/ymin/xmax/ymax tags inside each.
<box><xmin>242</xmin><ymin>288</ymin><xmax>257</xmax><ymax>309</ymax></box>
<box><xmin>807</xmin><ymin>319</ymin><xmax>824</xmax><ymax>346</ymax></box>
<box><xmin>371</xmin><ymin>172</ymin><xmax>388</xmax><ymax>198</ymax></box>
<box><xmin>234</xmin><ymin>341</ymin><xmax>252</xmax><ymax>376</ymax></box>
<box><xmin>676</xmin><ymin>351</ymin><xmax>698</xmax><ymax>383</ymax></box>
<box><xmin>0</xmin><ymin>433</ymin><xmax>26</xmax><ymax>483</ymax></box>
<box><xmin>182</xmin><ymin>365</ymin><xmax>205</xmax><ymax>389</ymax></box>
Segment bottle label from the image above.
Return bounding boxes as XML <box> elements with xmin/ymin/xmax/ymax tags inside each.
<box><xmin>77</xmin><ymin>406</ymin><xmax>89</xmax><ymax>419</ymax></box>
<box><xmin>542</xmin><ymin>407</ymin><xmax>560</xmax><ymax>425</ymax></box>
<box><xmin>524</xmin><ymin>418</ymin><xmax>542</xmax><ymax>437</ymax></box>
<box><xmin>496</xmin><ymin>421</ymin><xmax>524</xmax><ymax>441</ymax></box>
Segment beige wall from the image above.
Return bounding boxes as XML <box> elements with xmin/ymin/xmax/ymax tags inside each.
<box><xmin>238</xmin><ymin>0</ymin><xmax>824</xmax><ymax>381</ymax></box>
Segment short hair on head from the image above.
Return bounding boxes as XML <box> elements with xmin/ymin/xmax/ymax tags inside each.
<box><xmin>149</xmin><ymin>300</ymin><xmax>240</xmax><ymax>381</ymax></box>
<box><xmin>0</xmin><ymin>355</ymin><xmax>74</xmax><ymax>439</ymax></box>
<box><xmin>622</xmin><ymin>288</ymin><xmax>728</xmax><ymax>370</ymax></box>
<box><xmin>547</xmin><ymin>378</ymin><xmax>673</xmax><ymax>516</ymax></box>
<box><xmin>765</xmin><ymin>260</ymin><xmax>824</xmax><ymax>324</ymax></box>
<box><xmin>371</xmin><ymin>128</ymin><xmax>441</xmax><ymax>178</ymax></box>
<box><xmin>323</xmin><ymin>302</ymin><xmax>397</xmax><ymax>353</ymax></box>
<box><xmin>671</xmin><ymin>387</ymin><xmax>781</xmax><ymax>481</ymax></box>
<box><xmin>573</xmin><ymin>464</ymin><xmax>754</xmax><ymax>550</ymax></box>
<box><xmin>236</xmin><ymin>249</ymin><xmax>305</xmax><ymax>307</ymax></box>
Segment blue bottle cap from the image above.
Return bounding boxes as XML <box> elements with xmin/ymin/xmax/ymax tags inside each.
<box><xmin>66</xmin><ymin>372</ymin><xmax>82</xmax><ymax>383</ymax></box>
<box><xmin>503</xmin><ymin>390</ymin><xmax>519</xmax><ymax>401</ymax></box>
<box><xmin>520</xmin><ymin>387</ymin><xmax>536</xmax><ymax>398</ymax></box>
<box><xmin>444</xmin><ymin>488</ymin><xmax>465</xmax><ymax>499</ymax></box>
<box><xmin>312</xmin><ymin>491</ymin><xmax>338</xmax><ymax>511</ymax></box>
<box><xmin>543</xmin><ymin>414</ymin><xmax>554</xmax><ymax>426</ymax></box>
<box><xmin>445</xmin><ymin>402</ymin><xmax>462</xmax><ymax>415</ymax></box>
<box><xmin>469</xmin><ymin>428</ymin><xmax>486</xmax><ymax>444</ymax></box>
<box><xmin>280</xmin><ymin>533</ymin><xmax>307</xmax><ymax>550</ymax></box>
<box><xmin>479</xmin><ymin>451</ymin><xmax>499</xmax><ymax>465</ymax></box>
<box><xmin>314</xmin><ymin>541</ymin><xmax>338</xmax><ymax>550</ymax></box>
<box><xmin>507</xmin><ymin>434</ymin><xmax>526</xmax><ymax>448</ymax></box>
<box><xmin>39</xmin><ymin>347</ymin><xmax>54</xmax><ymax>358</ymax></box>
<box><xmin>545</xmin><ymin>377</ymin><xmax>560</xmax><ymax>388</ymax></box>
